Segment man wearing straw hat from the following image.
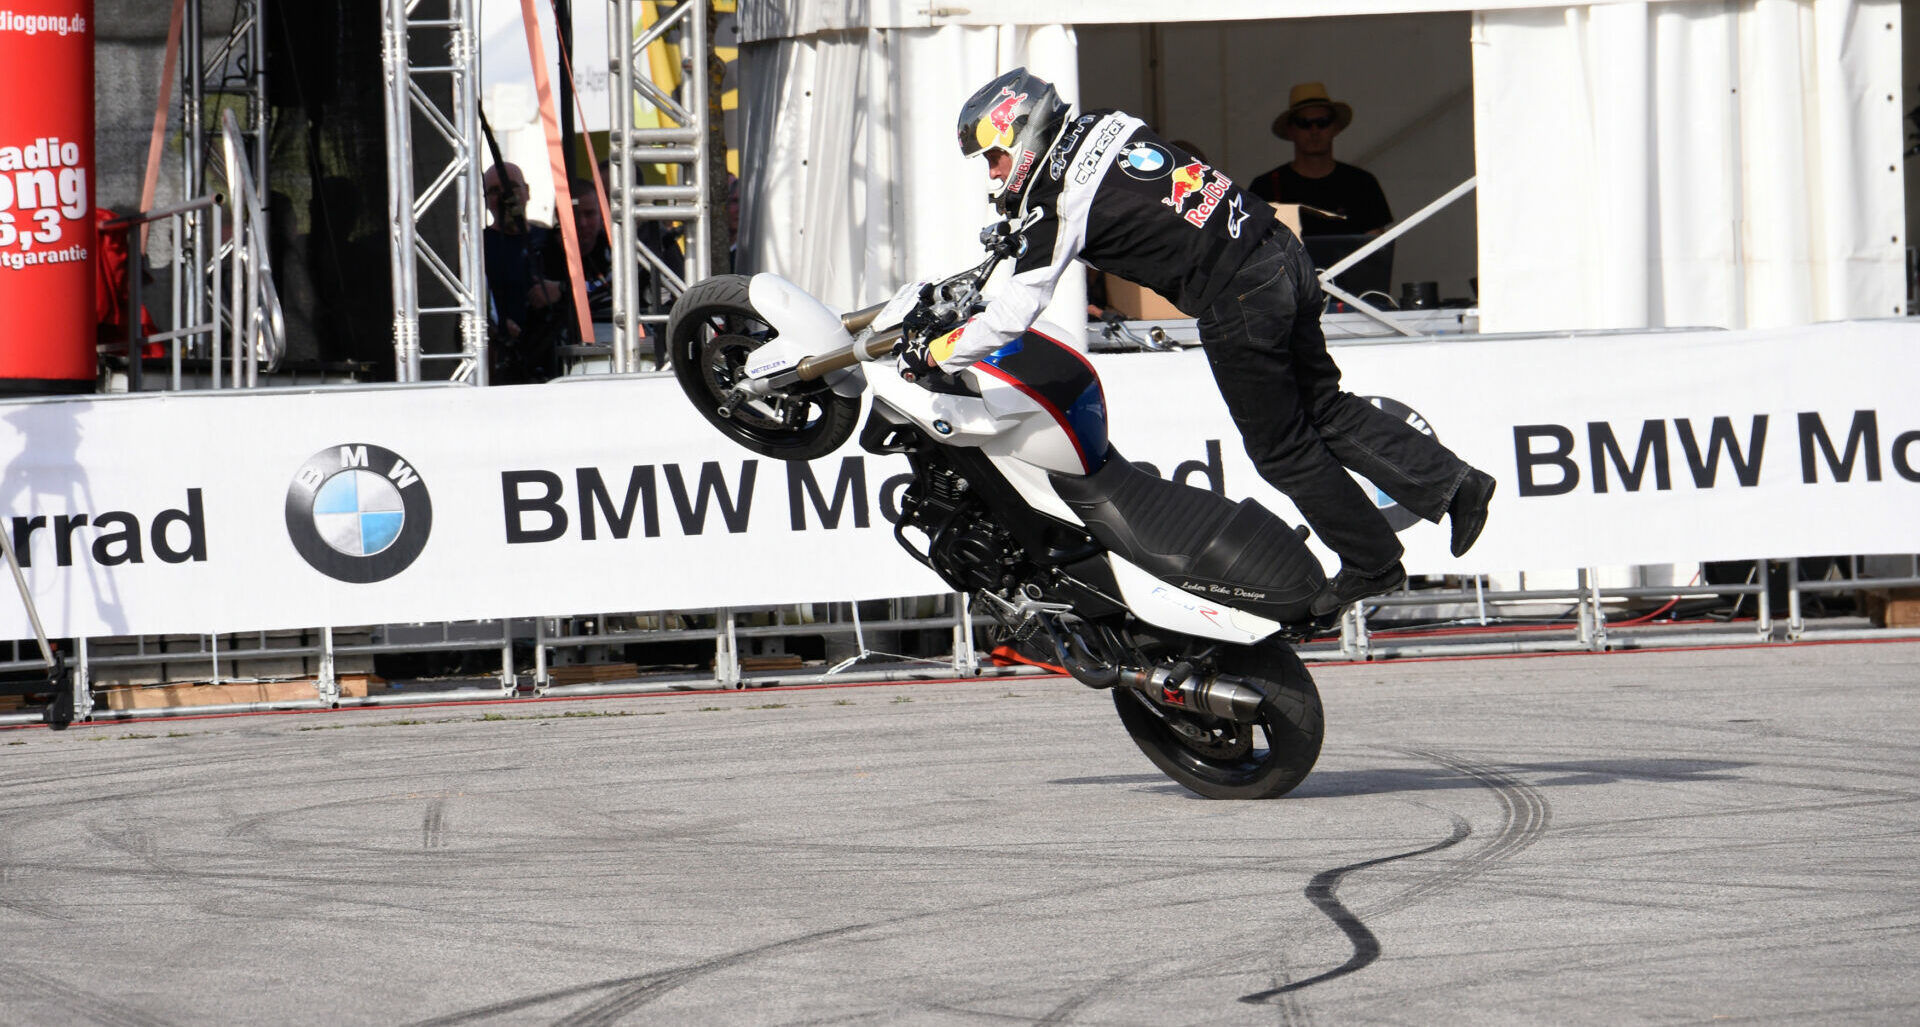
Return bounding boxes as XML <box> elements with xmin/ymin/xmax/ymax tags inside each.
<box><xmin>1250</xmin><ymin>82</ymin><xmax>1393</xmax><ymax>238</ymax></box>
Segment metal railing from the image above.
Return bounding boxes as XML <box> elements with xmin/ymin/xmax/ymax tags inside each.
<box><xmin>101</xmin><ymin>111</ymin><xmax>285</xmax><ymax>392</ymax></box>
<box><xmin>102</xmin><ymin>194</ymin><xmax>221</xmax><ymax>392</ymax></box>
<box><xmin>0</xmin><ymin>597</ymin><xmax>991</xmax><ymax>726</ymax></box>
<box><xmin>1318</xmin><ymin>175</ymin><xmax>1477</xmax><ymax>337</ymax></box>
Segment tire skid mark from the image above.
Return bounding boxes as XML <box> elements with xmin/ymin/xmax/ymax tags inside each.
<box><xmin>419</xmin><ymin>849</ymin><xmax>1292</xmax><ymax>1025</ymax></box>
<box><xmin>422</xmin><ymin>797</ymin><xmax>448</xmax><ymax>850</ymax></box>
<box><xmin>1034</xmin><ymin>970</ymin><xmax>1129</xmax><ymax>1026</ymax></box>
<box><xmin>403</xmin><ymin>924</ymin><xmax>870</xmax><ymax>1026</ymax></box>
<box><xmin>0</xmin><ymin>958</ymin><xmax>178</xmax><ymax>1027</ymax></box>
<box><xmin>1243</xmin><ymin>747</ymin><xmax>1553</xmax><ymax>1004</ymax></box>
<box><xmin>1362</xmin><ymin>748</ymin><xmax>1552</xmax><ymax>917</ymax></box>
<box><xmin>0</xmin><ymin>836</ymin><xmax>70</xmax><ymax>923</ymax></box>
<box><xmin>1239</xmin><ymin>815</ymin><xmax>1471</xmax><ymax>1003</ymax></box>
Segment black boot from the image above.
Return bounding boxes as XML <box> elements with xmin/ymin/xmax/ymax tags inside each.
<box><xmin>1448</xmin><ymin>470</ymin><xmax>1497</xmax><ymax>557</ymax></box>
<box><xmin>1309</xmin><ymin>561</ymin><xmax>1407</xmax><ymax>617</ymax></box>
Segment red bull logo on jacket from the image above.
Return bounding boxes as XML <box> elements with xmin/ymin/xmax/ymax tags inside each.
<box><xmin>1182</xmin><ymin>170</ymin><xmax>1237</xmax><ymax>230</ymax></box>
<box><xmin>1163</xmin><ymin>161</ymin><xmax>1209</xmax><ymax>212</ymax></box>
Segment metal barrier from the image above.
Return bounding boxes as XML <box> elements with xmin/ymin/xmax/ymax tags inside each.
<box><xmin>5</xmin><ymin>559</ymin><xmax>1917</xmax><ymax>728</ymax></box>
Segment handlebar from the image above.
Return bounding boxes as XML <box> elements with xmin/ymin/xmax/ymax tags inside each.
<box><xmin>790</xmin><ymin>215</ymin><xmax>1028</xmax><ymax>383</ymax></box>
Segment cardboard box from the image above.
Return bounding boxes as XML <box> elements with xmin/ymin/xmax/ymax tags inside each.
<box><xmin>1099</xmin><ymin>275</ymin><xmax>1184</xmax><ymax>321</ymax></box>
<box><xmin>1095</xmin><ymin>203</ymin><xmax>1309</xmax><ymax>322</ymax></box>
<box><xmin>1271</xmin><ymin>202</ymin><xmax>1306</xmax><ymax>237</ymax></box>
<box><xmin>1858</xmin><ymin>587</ymin><xmax>1920</xmax><ymax>628</ymax></box>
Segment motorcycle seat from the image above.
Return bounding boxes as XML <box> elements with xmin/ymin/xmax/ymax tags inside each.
<box><xmin>1050</xmin><ymin>454</ymin><xmax>1325</xmax><ymax>623</ymax></box>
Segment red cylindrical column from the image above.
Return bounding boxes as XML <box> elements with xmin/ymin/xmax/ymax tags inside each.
<box><xmin>0</xmin><ymin>2</ymin><xmax>95</xmax><ymax>394</ymax></box>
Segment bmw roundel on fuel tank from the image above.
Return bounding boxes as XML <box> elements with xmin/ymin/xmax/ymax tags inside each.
<box><xmin>971</xmin><ymin>329</ymin><xmax>1109</xmax><ymax>476</ymax></box>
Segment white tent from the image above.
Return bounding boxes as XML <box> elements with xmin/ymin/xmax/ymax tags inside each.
<box><xmin>735</xmin><ymin>0</ymin><xmax>1905</xmax><ymax>334</ymax></box>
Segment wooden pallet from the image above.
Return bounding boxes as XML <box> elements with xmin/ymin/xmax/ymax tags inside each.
<box><xmin>1860</xmin><ymin>588</ymin><xmax>1920</xmax><ymax>628</ymax></box>
<box><xmin>98</xmin><ymin>674</ymin><xmax>382</xmax><ymax>711</ymax></box>
<box><xmin>545</xmin><ymin>663</ymin><xmax>640</xmax><ymax>686</ymax></box>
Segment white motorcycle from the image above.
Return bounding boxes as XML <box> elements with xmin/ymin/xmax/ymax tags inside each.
<box><xmin>665</xmin><ymin>222</ymin><xmax>1328</xmax><ymax>799</ymax></box>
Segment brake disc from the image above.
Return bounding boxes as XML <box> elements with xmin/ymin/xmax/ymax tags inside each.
<box><xmin>1180</xmin><ymin>720</ymin><xmax>1254</xmax><ymax>760</ymax></box>
<box><xmin>699</xmin><ymin>332</ymin><xmax>786</xmax><ymax>429</ymax></box>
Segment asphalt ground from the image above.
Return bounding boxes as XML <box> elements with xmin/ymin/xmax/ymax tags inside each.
<box><xmin>3</xmin><ymin>640</ymin><xmax>1918</xmax><ymax>1026</ymax></box>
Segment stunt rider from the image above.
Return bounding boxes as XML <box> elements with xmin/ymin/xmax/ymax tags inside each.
<box><xmin>899</xmin><ymin>68</ymin><xmax>1497</xmax><ymax>616</ymax></box>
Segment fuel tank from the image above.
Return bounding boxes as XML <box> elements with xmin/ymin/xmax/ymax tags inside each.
<box><xmin>971</xmin><ymin>327</ymin><xmax>1110</xmax><ymax>477</ymax></box>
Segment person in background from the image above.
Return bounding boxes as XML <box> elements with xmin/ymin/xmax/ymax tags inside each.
<box><xmin>539</xmin><ymin>180</ymin><xmax>614</xmax><ymax>328</ymax></box>
<box><xmin>1249</xmin><ymin>82</ymin><xmax>1392</xmax><ymax>237</ymax></box>
<box><xmin>483</xmin><ymin>165</ymin><xmax>563</xmax><ymax>334</ymax></box>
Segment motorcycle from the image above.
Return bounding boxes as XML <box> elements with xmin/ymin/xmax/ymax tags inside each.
<box><xmin>664</xmin><ymin>220</ymin><xmax>1329</xmax><ymax>799</ymax></box>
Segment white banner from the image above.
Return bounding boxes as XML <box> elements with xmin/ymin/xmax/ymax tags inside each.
<box><xmin>1</xmin><ymin>320</ymin><xmax>1915</xmax><ymax>638</ymax></box>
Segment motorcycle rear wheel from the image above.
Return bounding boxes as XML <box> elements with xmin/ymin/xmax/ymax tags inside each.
<box><xmin>665</xmin><ymin>274</ymin><xmax>861</xmax><ymax>461</ymax></box>
<box><xmin>1111</xmin><ymin>639</ymin><xmax>1323</xmax><ymax>800</ymax></box>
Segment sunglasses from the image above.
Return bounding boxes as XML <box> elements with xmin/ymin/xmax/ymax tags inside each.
<box><xmin>1291</xmin><ymin>114</ymin><xmax>1336</xmax><ymax>130</ymax></box>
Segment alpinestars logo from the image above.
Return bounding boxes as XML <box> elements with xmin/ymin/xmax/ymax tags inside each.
<box><xmin>285</xmin><ymin>444</ymin><xmax>433</xmax><ymax>583</ymax></box>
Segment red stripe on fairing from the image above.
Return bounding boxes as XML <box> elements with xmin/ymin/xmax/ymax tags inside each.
<box><xmin>973</xmin><ymin>360</ymin><xmax>1090</xmax><ymax>473</ymax></box>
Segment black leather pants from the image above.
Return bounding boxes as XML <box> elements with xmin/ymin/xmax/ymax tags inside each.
<box><xmin>1195</xmin><ymin>228</ymin><xmax>1471</xmax><ymax>574</ymax></box>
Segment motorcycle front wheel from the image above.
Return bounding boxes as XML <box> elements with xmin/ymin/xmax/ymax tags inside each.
<box><xmin>665</xmin><ymin>274</ymin><xmax>861</xmax><ymax>461</ymax></box>
<box><xmin>1111</xmin><ymin>638</ymin><xmax>1323</xmax><ymax>800</ymax></box>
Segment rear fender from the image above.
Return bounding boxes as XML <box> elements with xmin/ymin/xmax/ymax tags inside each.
<box><xmin>1109</xmin><ymin>555</ymin><xmax>1280</xmax><ymax>645</ymax></box>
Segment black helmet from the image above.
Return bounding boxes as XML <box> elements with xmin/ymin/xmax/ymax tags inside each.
<box><xmin>956</xmin><ymin>67</ymin><xmax>1069</xmax><ymax>214</ymax></box>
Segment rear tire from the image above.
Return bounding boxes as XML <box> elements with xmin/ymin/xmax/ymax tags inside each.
<box><xmin>1111</xmin><ymin>639</ymin><xmax>1323</xmax><ymax>799</ymax></box>
<box><xmin>665</xmin><ymin>274</ymin><xmax>861</xmax><ymax>461</ymax></box>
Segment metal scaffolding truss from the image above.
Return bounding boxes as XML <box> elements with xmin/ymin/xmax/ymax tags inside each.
<box><xmin>177</xmin><ymin>0</ymin><xmax>269</xmax><ymax>375</ymax></box>
<box><xmin>374</xmin><ymin>0</ymin><xmax>714</xmax><ymax>381</ymax></box>
<box><xmin>609</xmin><ymin>0</ymin><xmax>714</xmax><ymax>372</ymax></box>
<box><xmin>379</xmin><ymin>0</ymin><xmax>489</xmax><ymax>384</ymax></box>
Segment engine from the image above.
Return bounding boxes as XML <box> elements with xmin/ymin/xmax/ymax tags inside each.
<box><xmin>897</xmin><ymin>462</ymin><xmax>1024</xmax><ymax>594</ymax></box>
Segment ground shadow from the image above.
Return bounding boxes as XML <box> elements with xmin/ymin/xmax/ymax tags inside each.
<box><xmin>1284</xmin><ymin>757</ymin><xmax>1747</xmax><ymax>799</ymax></box>
<box><xmin>1052</xmin><ymin>758</ymin><xmax>1748</xmax><ymax>798</ymax></box>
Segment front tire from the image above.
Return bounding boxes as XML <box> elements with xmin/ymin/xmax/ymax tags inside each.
<box><xmin>665</xmin><ymin>275</ymin><xmax>860</xmax><ymax>461</ymax></box>
<box><xmin>1111</xmin><ymin>639</ymin><xmax>1323</xmax><ymax>799</ymax></box>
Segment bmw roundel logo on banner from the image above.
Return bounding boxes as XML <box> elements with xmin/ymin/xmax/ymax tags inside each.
<box><xmin>1357</xmin><ymin>397</ymin><xmax>1434</xmax><ymax>532</ymax></box>
<box><xmin>285</xmin><ymin>444</ymin><xmax>433</xmax><ymax>583</ymax></box>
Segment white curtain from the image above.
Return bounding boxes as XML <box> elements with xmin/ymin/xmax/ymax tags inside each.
<box><xmin>1472</xmin><ymin>0</ymin><xmax>1904</xmax><ymax>332</ymax></box>
<box><xmin>737</xmin><ymin>25</ymin><xmax>1087</xmax><ymax>340</ymax></box>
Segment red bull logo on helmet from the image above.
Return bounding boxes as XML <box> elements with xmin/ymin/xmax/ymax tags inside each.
<box><xmin>974</xmin><ymin>87</ymin><xmax>1028</xmax><ymax>151</ymax></box>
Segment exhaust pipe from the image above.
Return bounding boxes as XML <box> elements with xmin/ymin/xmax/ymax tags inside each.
<box><xmin>1117</xmin><ymin>663</ymin><xmax>1266</xmax><ymax>722</ymax></box>
<box><xmin>1035</xmin><ymin>614</ymin><xmax>1266</xmax><ymax>722</ymax></box>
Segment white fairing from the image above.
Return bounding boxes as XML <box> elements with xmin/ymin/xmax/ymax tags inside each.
<box><xmin>745</xmin><ymin>273</ymin><xmax>866</xmax><ymax>398</ymax></box>
<box><xmin>867</xmin><ymin>317</ymin><xmax>1092</xmax><ymax>524</ymax></box>
<box><xmin>1108</xmin><ymin>555</ymin><xmax>1281</xmax><ymax>645</ymax></box>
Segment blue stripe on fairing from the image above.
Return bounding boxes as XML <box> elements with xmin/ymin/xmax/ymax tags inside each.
<box><xmin>979</xmin><ymin>333</ymin><xmax>1110</xmax><ymax>473</ymax></box>
<box><xmin>1065</xmin><ymin>377</ymin><xmax>1110</xmax><ymax>472</ymax></box>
